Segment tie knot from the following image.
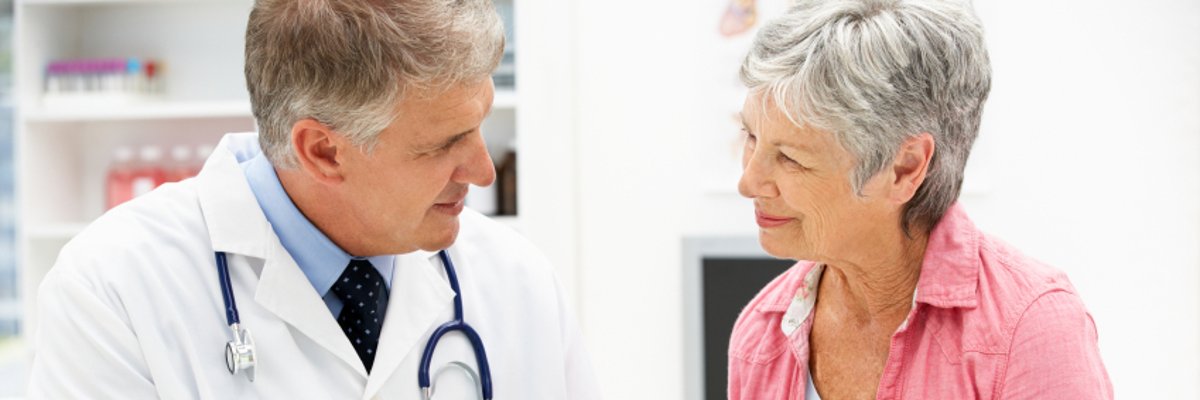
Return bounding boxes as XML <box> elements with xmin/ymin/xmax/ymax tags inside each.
<box><xmin>332</xmin><ymin>259</ymin><xmax>385</xmax><ymax>304</ymax></box>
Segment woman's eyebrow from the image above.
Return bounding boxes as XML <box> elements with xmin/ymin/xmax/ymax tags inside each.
<box><xmin>738</xmin><ymin>112</ymin><xmax>753</xmax><ymax>132</ymax></box>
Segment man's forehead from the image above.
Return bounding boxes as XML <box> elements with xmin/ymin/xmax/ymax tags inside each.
<box><xmin>387</xmin><ymin>82</ymin><xmax>492</xmax><ymax>147</ymax></box>
<box><xmin>401</xmin><ymin>82</ymin><xmax>491</xmax><ymax>121</ymax></box>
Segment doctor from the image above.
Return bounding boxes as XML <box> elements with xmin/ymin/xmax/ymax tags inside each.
<box><xmin>28</xmin><ymin>0</ymin><xmax>598</xmax><ymax>399</ymax></box>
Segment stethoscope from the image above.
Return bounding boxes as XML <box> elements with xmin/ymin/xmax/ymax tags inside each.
<box><xmin>216</xmin><ymin>250</ymin><xmax>494</xmax><ymax>399</ymax></box>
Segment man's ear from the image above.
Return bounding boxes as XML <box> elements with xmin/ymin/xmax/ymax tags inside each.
<box><xmin>889</xmin><ymin>133</ymin><xmax>935</xmax><ymax>204</ymax></box>
<box><xmin>290</xmin><ymin>118</ymin><xmax>345</xmax><ymax>185</ymax></box>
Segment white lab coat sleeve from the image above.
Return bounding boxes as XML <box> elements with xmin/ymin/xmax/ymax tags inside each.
<box><xmin>555</xmin><ymin>276</ymin><xmax>602</xmax><ymax>400</ymax></box>
<box><xmin>27</xmin><ymin>266</ymin><xmax>158</xmax><ymax>399</ymax></box>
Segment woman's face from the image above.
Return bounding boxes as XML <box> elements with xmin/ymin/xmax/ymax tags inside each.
<box><xmin>737</xmin><ymin>93</ymin><xmax>896</xmax><ymax>263</ymax></box>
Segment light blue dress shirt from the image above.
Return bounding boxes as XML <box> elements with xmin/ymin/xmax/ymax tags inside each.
<box><xmin>241</xmin><ymin>152</ymin><xmax>396</xmax><ymax>318</ymax></box>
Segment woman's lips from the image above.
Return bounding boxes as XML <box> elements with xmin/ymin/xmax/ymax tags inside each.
<box><xmin>755</xmin><ymin>210</ymin><xmax>794</xmax><ymax>228</ymax></box>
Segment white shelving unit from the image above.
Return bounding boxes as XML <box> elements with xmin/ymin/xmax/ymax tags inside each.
<box><xmin>12</xmin><ymin>0</ymin><xmax>583</xmax><ymax>357</ymax></box>
<box><xmin>24</xmin><ymin>100</ymin><xmax>253</xmax><ymax>122</ymax></box>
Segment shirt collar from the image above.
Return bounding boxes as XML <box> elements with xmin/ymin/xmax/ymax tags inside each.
<box><xmin>756</xmin><ymin>261</ymin><xmax>821</xmax><ymax>313</ymax></box>
<box><xmin>241</xmin><ymin>152</ymin><xmax>395</xmax><ymax>297</ymax></box>
<box><xmin>769</xmin><ymin>203</ymin><xmax>983</xmax><ymax>333</ymax></box>
<box><xmin>913</xmin><ymin>202</ymin><xmax>981</xmax><ymax>309</ymax></box>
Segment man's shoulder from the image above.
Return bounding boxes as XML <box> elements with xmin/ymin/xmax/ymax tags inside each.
<box><xmin>54</xmin><ymin>180</ymin><xmax>207</xmax><ymax>282</ymax></box>
<box><xmin>456</xmin><ymin>208</ymin><xmax>544</xmax><ymax>257</ymax></box>
<box><xmin>453</xmin><ymin>208</ymin><xmax>558</xmax><ymax>281</ymax></box>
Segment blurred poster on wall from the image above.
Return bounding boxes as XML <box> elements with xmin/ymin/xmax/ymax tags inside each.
<box><xmin>698</xmin><ymin>0</ymin><xmax>794</xmax><ymax>194</ymax></box>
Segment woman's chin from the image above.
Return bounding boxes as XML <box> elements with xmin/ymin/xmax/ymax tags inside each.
<box><xmin>758</xmin><ymin>233</ymin><xmax>805</xmax><ymax>260</ymax></box>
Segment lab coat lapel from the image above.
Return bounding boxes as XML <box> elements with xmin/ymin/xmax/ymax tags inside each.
<box><xmin>255</xmin><ymin>242</ymin><xmax>369</xmax><ymax>378</ymax></box>
<box><xmin>196</xmin><ymin>134</ymin><xmax>272</xmax><ymax>260</ymax></box>
<box><xmin>197</xmin><ymin>133</ymin><xmax>367</xmax><ymax>378</ymax></box>
<box><xmin>363</xmin><ymin>250</ymin><xmax>455</xmax><ymax>399</ymax></box>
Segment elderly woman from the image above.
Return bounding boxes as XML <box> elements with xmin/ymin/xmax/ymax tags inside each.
<box><xmin>727</xmin><ymin>0</ymin><xmax>1113</xmax><ymax>399</ymax></box>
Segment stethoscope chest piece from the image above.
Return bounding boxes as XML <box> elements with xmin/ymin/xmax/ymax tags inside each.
<box><xmin>225</xmin><ymin>324</ymin><xmax>256</xmax><ymax>382</ymax></box>
<box><xmin>423</xmin><ymin>361</ymin><xmax>484</xmax><ymax>400</ymax></box>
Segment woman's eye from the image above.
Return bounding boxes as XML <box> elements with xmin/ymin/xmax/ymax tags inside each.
<box><xmin>778</xmin><ymin>153</ymin><xmax>804</xmax><ymax>169</ymax></box>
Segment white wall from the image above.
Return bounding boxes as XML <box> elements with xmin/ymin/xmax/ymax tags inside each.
<box><xmin>967</xmin><ymin>0</ymin><xmax>1200</xmax><ymax>397</ymax></box>
<box><xmin>571</xmin><ymin>0</ymin><xmax>1200</xmax><ymax>398</ymax></box>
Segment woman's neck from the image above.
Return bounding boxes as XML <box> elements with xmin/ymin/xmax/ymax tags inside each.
<box><xmin>819</xmin><ymin>232</ymin><xmax>927</xmax><ymax>322</ymax></box>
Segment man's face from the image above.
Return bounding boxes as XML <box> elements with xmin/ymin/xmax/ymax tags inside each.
<box><xmin>338</xmin><ymin>78</ymin><xmax>496</xmax><ymax>255</ymax></box>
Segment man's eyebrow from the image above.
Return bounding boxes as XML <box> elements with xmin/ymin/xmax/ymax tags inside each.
<box><xmin>438</xmin><ymin>131</ymin><xmax>472</xmax><ymax>148</ymax></box>
<box><xmin>412</xmin><ymin>130</ymin><xmax>471</xmax><ymax>155</ymax></box>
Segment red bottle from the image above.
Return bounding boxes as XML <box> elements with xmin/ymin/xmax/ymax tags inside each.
<box><xmin>105</xmin><ymin>146</ymin><xmax>136</xmax><ymax>210</ymax></box>
<box><xmin>130</xmin><ymin>145</ymin><xmax>166</xmax><ymax>198</ymax></box>
<box><xmin>163</xmin><ymin>145</ymin><xmax>194</xmax><ymax>183</ymax></box>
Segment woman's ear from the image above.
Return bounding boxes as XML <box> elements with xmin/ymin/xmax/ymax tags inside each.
<box><xmin>889</xmin><ymin>133</ymin><xmax>935</xmax><ymax>204</ymax></box>
<box><xmin>290</xmin><ymin>118</ymin><xmax>346</xmax><ymax>185</ymax></box>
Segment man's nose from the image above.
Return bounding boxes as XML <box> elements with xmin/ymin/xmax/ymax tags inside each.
<box><xmin>454</xmin><ymin>133</ymin><xmax>496</xmax><ymax>187</ymax></box>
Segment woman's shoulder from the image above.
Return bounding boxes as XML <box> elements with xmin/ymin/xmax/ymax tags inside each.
<box><xmin>975</xmin><ymin>233</ymin><xmax>1080</xmax><ymax>316</ymax></box>
<box><xmin>925</xmin><ymin>204</ymin><xmax>1084</xmax><ymax>333</ymax></box>
<box><xmin>939</xmin><ymin>231</ymin><xmax>1091</xmax><ymax>355</ymax></box>
<box><xmin>971</xmin><ymin>234</ymin><xmax>1111</xmax><ymax>397</ymax></box>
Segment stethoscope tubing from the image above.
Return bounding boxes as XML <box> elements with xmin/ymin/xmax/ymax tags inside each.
<box><xmin>418</xmin><ymin>251</ymin><xmax>494</xmax><ymax>399</ymax></box>
<box><xmin>216</xmin><ymin>251</ymin><xmax>240</xmax><ymax>326</ymax></box>
<box><xmin>218</xmin><ymin>249</ymin><xmax>493</xmax><ymax>398</ymax></box>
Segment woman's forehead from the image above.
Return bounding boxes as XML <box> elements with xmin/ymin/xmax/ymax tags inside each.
<box><xmin>742</xmin><ymin>97</ymin><xmax>830</xmax><ymax>149</ymax></box>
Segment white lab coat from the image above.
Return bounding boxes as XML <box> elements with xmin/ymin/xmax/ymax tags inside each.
<box><xmin>27</xmin><ymin>133</ymin><xmax>599</xmax><ymax>400</ymax></box>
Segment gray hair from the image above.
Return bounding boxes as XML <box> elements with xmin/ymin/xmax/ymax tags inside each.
<box><xmin>245</xmin><ymin>0</ymin><xmax>505</xmax><ymax>168</ymax></box>
<box><xmin>741</xmin><ymin>0</ymin><xmax>991</xmax><ymax>234</ymax></box>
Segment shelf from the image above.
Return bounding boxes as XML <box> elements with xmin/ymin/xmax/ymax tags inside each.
<box><xmin>24</xmin><ymin>100</ymin><xmax>253</xmax><ymax>123</ymax></box>
<box><xmin>21</xmin><ymin>0</ymin><xmax>242</xmax><ymax>6</ymax></box>
<box><xmin>25</xmin><ymin>223</ymin><xmax>87</xmax><ymax>240</ymax></box>
<box><xmin>23</xmin><ymin>92</ymin><xmax>510</xmax><ymax>123</ymax></box>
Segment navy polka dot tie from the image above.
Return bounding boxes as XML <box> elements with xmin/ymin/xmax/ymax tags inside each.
<box><xmin>332</xmin><ymin>259</ymin><xmax>389</xmax><ymax>372</ymax></box>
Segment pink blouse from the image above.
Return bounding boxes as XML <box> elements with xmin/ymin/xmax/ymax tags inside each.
<box><xmin>727</xmin><ymin>204</ymin><xmax>1113</xmax><ymax>399</ymax></box>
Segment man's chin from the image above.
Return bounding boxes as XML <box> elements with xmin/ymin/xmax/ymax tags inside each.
<box><xmin>417</xmin><ymin>219</ymin><xmax>460</xmax><ymax>252</ymax></box>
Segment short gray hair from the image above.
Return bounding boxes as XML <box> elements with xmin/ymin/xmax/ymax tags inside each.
<box><xmin>245</xmin><ymin>0</ymin><xmax>505</xmax><ymax>168</ymax></box>
<box><xmin>741</xmin><ymin>0</ymin><xmax>991</xmax><ymax>234</ymax></box>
